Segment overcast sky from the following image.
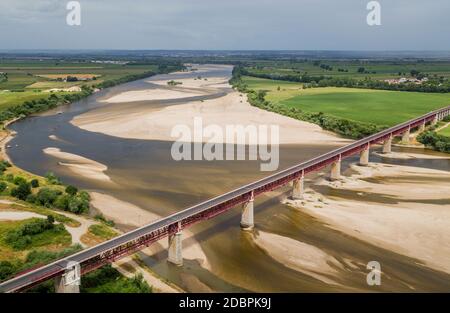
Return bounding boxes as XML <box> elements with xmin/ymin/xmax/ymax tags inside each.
<box><xmin>0</xmin><ymin>0</ymin><xmax>448</xmax><ymax>50</ymax></box>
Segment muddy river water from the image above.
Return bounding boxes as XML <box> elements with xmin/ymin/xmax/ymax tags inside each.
<box><xmin>7</xmin><ymin>65</ymin><xmax>450</xmax><ymax>292</ymax></box>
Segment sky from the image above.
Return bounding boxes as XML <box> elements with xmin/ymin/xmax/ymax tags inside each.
<box><xmin>0</xmin><ymin>0</ymin><xmax>449</xmax><ymax>51</ymax></box>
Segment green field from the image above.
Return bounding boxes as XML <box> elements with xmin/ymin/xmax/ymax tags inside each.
<box><xmin>243</xmin><ymin>76</ymin><xmax>450</xmax><ymax>126</ymax></box>
<box><xmin>0</xmin><ymin>61</ymin><xmax>159</xmax><ymax>91</ymax></box>
<box><xmin>243</xmin><ymin>60</ymin><xmax>450</xmax><ymax>80</ymax></box>
<box><xmin>0</xmin><ymin>60</ymin><xmax>164</xmax><ymax>123</ymax></box>
<box><xmin>0</xmin><ymin>90</ymin><xmax>68</xmax><ymax>111</ymax></box>
<box><xmin>437</xmin><ymin>123</ymin><xmax>450</xmax><ymax>137</ymax></box>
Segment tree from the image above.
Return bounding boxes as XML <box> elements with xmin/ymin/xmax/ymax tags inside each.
<box><xmin>65</xmin><ymin>185</ymin><xmax>78</xmax><ymax>196</ymax></box>
<box><xmin>11</xmin><ymin>182</ymin><xmax>31</xmax><ymax>200</ymax></box>
<box><xmin>13</xmin><ymin>176</ymin><xmax>27</xmax><ymax>185</ymax></box>
<box><xmin>410</xmin><ymin>69</ymin><xmax>420</xmax><ymax>77</ymax></box>
<box><xmin>0</xmin><ymin>182</ymin><xmax>7</xmax><ymax>193</ymax></box>
<box><xmin>36</xmin><ymin>188</ymin><xmax>61</xmax><ymax>207</ymax></box>
<box><xmin>357</xmin><ymin>67</ymin><xmax>365</xmax><ymax>73</ymax></box>
<box><xmin>47</xmin><ymin>215</ymin><xmax>55</xmax><ymax>224</ymax></box>
<box><xmin>30</xmin><ymin>179</ymin><xmax>40</xmax><ymax>188</ymax></box>
<box><xmin>45</xmin><ymin>172</ymin><xmax>61</xmax><ymax>185</ymax></box>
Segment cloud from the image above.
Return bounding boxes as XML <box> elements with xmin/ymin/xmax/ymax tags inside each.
<box><xmin>0</xmin><ymin>0</ymin><xmax>449</xmax><ymax>50</ymax></box>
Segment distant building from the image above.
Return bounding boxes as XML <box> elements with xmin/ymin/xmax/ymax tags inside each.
<box><xmin>384</xmin><ymin>77</ymin><xmax>426</xmax><ymax>85</ymax></box>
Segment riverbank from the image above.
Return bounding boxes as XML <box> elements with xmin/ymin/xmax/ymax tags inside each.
<box><xmin>284</xmin><ymin>161</ymin><xmax>450</xmax><ymax>275</ymax></box>
<box><xmin>72</xmin><ymin>64</ymin><xmax>349</xmax><ymax>145</ymax></box>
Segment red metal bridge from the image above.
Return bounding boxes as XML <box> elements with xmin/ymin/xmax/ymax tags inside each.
<box><xmin>1</xmin><ymin>105</ymin><xmax>449</xmax><ymax>293</ymax></box>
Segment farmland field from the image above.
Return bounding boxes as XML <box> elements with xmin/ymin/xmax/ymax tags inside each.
<box><xmin>243</xmin><ymin>76</ymin><xmax>450</xmax><ymax>126</ymax></box>
<box><xmin>0</xmin><ymin>61</ymin><xmax>159</xmax><ymax>91</ymax></box>
<box><xmin>0</xmin><ymin>90</ymin><xmax>69</xmax><ymax>111</ymax></box>
<box><xmin>0</xmin><ymin>60</ymin><xmax>163</xmax><ymax>121</ymax></box>
<box><xmin>242</xmin><ymin>60</ymin><xmax>450</xmax><ymax>80</ymax></box>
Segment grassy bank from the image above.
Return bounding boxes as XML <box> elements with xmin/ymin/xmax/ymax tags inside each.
<box><xmin>243</xmin><ymin>76</ymin><xmax>449</xmax><ymax>126</ymax></box>
<box><xmin>417</xmin><ymin>117</ymin><xmax>450</xmax><ymax>153</ymax></box>
<box><xmin>231</xmin><ymin>66</ymin><xmax>449</xmax><ymax>140</ymax></box>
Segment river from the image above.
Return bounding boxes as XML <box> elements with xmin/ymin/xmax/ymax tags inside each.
<box><xmin>7</xmin><ymin>65</ymin><xmax>450</xmax><ymax>292</ymax></box>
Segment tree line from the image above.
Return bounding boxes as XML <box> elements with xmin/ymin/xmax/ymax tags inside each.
<box><xmin>240</xmin><ymin>66</ymin><xmax>450</xmax><ymax>93</ymax></box>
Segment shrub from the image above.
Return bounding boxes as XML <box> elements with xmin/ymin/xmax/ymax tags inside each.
<box><xmin>0</xmin><ymin>181</ymin><xmax>7</xmax><ymax>193</ymax></box>
<box><xmin>36</xmin><ymin>188</ymin><xmax>62</xmax><ymax>207</ymax></box>
<box><xmin>417</xmin><ymin>130</ymin><xmax>450</xmax><ymax>153</ymax></box>
<box><xmin>45</xmin><ymin>172</ymin><xmax>61</xmax><ymax>185</ymax></box>
<box><xmin>47</xmin><ymin>215</ymin><xmax>55</xmax><ymax>224</ymax></box>
<box><xmin>54</xmin><ymin>194</ymin><xmax>70</xmax><ymax>211</ymax></box>
<box><xmin>80</xmin><ymin>265</ymin><xmax>152</xmax><ymax>293</ymax></box>
<box><xmin>5</xmin><ymin>174</ymin><xmax>14</xmax><ymax>183</ymax></box>
<box><xmin>1</xmin><ymin>160</ymin><xmax>12</xmax><ymax>168</ymax></box>
<box><xmin>65</xmin><ymin>185</ymin><xmax>78</xmax><ymax>196</ymax></box>
<box><xmin>0</xmin><ymin>261</ymin><xmax>16</xmax><ymax>281</ymax></box>
<box><xmin>30</xmin><ymin>179</ymin><xmax>40</xmax><ymax>188</ymax></box>
<box><xmin>67</xmin><ymin>195</ymin><xmax>89</xmax><ymax>214</ymax></box>
<box><xmin>5</xmin><ymin>218</ymin><xmax>61</xmax><ymax>250</ymax></box>
<box><xmin>11</xmin><ymin>182</ymin><xmax>31</xmax><ymax>200</ymax></box>
<box><xmin>26</xmin><ymin>194</ymin><xmax>37</xmax><ymax>204</ymax></box>
<box><xmin>13</xmin><ymin>176</ymin><xmax>27</xmax><ymax>185</ymax></box>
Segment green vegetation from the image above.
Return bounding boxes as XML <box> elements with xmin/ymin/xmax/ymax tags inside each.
<box><xmin>0</xmin><ymin>87</ymin><xmax>93</xmax><ymax>124</ymax></box>
<box><xmin>167</xmin><ymin>80</ymin><xmax>183</xmax><ymax>86</ymax></box>
<box><xmin>0</xmin><ymin>57</ymin><xmax>184</xmax><ymax>292</ymax></box>
<box><xmin>232</xmin><ymin>68</ymin><xmax>383</xmax><ymax>139</ymax></box>
<box><xmin>231</xmin><ymin>66</ymin><xmax>449</xmax><ymax>140</ymax></box>
<box><xmin>243</xmin><ymin>76</ymin><xmax>449</xmax><ymax>126</ymax></box>
<box><xmin>0</xmin><ymin>59</ymin><xmax>184</xmax><ymax>126</ymax></box>
<box><xmin>81</xmin><ymin>264</ymin><xmax>151</xmax><ymax>293</ymax></box>
<box><xmin>438</xmin><ymin>124</ymin><xmax>450</xmax><ymax>137</ymax></box>
<box><xmin>4</xmin><ymin>216</ymin><xmax>70</xmax><ymax>250</ymax></box>
<box><xmin>237</xmin><ymin>59</ymin><xmax>450</xmax><ymax>92</ymax></box>
<box><xmin>88</xmin><ymin>224</ymin><xmax>118</xmax><ymax>240</ymax></box>
<box><xmin>0</xmin><ymin>244</ymin><xmax>82</xmax><ymax>282</ymax></box>
<box><xmin>25</xmin><ymin>264</ymin><xmax>152</xmax><ymax>293</ymax></box>
<box><xmin>417</xmin><ymin>130</ymin><xmax>450</xmax><ymax>153</ymax></box>
<box><xmin>1</xmin><ymin>169</ymin><xmax>90</xmax><ymax>214</ymax></box>
<box><xmin>417</xmin><ymin>116</ymin><xmax>450</xmax><ymax>153</ymax></box>
<box><xmin>437</xmin><ymin>117</ymin><xmax>450</xmax><ymax>137</ymax></box>
<box><xmin>94</xmin><ymin>214</ymin><xmax>115</xmax><ymax>227</ymax></box>
<box><xmin>277</xmin><ymin>88</ymin><xmax>449</xmax><ymax>126</ymax></box>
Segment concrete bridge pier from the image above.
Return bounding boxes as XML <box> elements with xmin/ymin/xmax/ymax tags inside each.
<box><xmin>168</xmin><ymin>229</ymin><xmax>183</xmax><ymax>266</ymax></box>
<box><xmin>382</xmin><ymin>136</ymin><xmax>392</xmax><ymax>154</ymax></box>
<box><xmin>432</xmin><ymin>115</ymin><xmax>439</xmax><ymax>125</ymax></box>
<box><xmin>330</xmin><ymin>157</ymin><xmax>341</xmax><ymax>181</ymax></box>
<box><xmin>419</xmin><ymin>121</ymin><xmax>426</xmax><ymax>133</ymax></box>
<box><xmin>241</xmin><ymin>192</ymin><xmax>254</xmax><ymax>230</ymax></box>
<box><xmin>54</xmin><ymin>262</ymin><xmax>80</xmax><ymax>293</ymax></box>
<box><xmin>292</xmin><ymin>172</ymin><xmax>305</xmax><ymax>200</ymax></box>
<box><xmin>359</xmin><ymin>145</ymin><xmax>370</xmax><ymax>166</ymax></box>
<box><xmin>402</xmin><ymin>127</ymin><xmax>411</xmax><ymax>144</ymax></box>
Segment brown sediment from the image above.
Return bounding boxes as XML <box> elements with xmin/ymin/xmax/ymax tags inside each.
<box><xmin>285</xmin><ymin>162</ymin><xmax>450</xmax><ymax>275</ymax></box>
<box><xmin>71</xmin><ymin>64</ymin><xmax>349</xmax><ymax>146</ymax></box>
<box><xmin>43</xmin><ymin>147</ymin><xmax>112</xmax><ymax>182</ymax></box>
